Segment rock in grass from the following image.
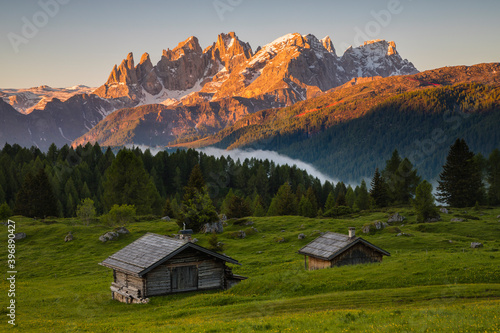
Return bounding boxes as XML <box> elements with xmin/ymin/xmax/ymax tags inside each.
<box><xmin>99</xmin><ymin>231</ymin><xmax>119</xmax><ymax>242</ymax></box>
<box><xmin>471</xmin><ymin>242</ymin><xmax>483</xmax><ymax>248</ymax></box>
<box><xmin>115</xmin><ymin>226</ymin><xmax>130</xmax><ymax>234</ymax></box>
<box><xmin>14</xmin><ymin>232</ymin><xmax>26</xmax><ymax>240</ymax></box>
<box><xmin>388</xmin><ymin>213</ymin><xmax>405</xmax><ymax>224</ymax></box>
<box><xmin>161</xmin><ymin>216</ymin><xmax>171</xmax><ymax>221</ymax></box>
<box><xmin>64</xmin><ymin>231</ymin><xmax>74</xmax><ymax>242</ymax></box>
<box><xmin>451</xmin><ymin>218</ymin><xmax>464</xmax><ymax>222</ymax></box>
<box><xmin>425</xmin><ymin>215</ymin><xmax>441</xmax><ymax>222</ymax></box>
<box><xmin>440</xmin><ymin>208</ymin><xmax>449</xmax><ymax>214</ymax></box>
<box><xmin>298</xmin><ymin>233</ymin><xmax>306</xmax><ymax>240</ymax></box>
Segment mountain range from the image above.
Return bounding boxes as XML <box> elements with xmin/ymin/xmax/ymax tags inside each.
<box><xmin>1</xmin><ymin>32</ymin><xmax>417</xmax><ymax>151</ymax></box>
<box><xmin>1</xmin><ymin>31</ymin><xmax>498</xmax><ymax>182</ymax></box>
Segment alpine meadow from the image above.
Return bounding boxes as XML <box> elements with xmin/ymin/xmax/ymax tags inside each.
<box><xmin>1</xmin><ymin>1</ymin><xmax>500</xmax><ymax>332</ymax></box>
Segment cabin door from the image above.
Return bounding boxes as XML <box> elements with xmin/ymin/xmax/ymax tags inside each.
<box><xmin>171</xmin><ymin>265</ymin><xmax>198</xmax><ymax>292</ymax></box>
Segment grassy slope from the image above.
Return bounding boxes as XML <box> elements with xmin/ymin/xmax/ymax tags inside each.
<box><xmin>1</xmin><ymin>207</ymin><xmax>499</xmax><ymax>332</ymax></box>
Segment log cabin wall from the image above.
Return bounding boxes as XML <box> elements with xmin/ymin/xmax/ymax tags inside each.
<box><xmin>144</xmin><ymin>247</ymin><xmax>225</xmax><ymax>297</ymax></box>
<box><xmin>330</xmin><ymin>242</ymin><xmax>383</xmax><ymax>267</ymax></box>
<box><xmin>308</xmin><ymin>256</ymin><xmax>332</xmax><ymax>270</ymax></box>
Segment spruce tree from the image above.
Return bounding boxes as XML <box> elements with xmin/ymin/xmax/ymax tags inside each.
<box><xmin>437</xmin><ymin>139</ymin><xmax>483</xmax><ymax>207</ymax></box>
<box><xmin>298</xmin><ymin>195</ymin><xmax>315</xmax><ymax>218</ymax></box>
<box><xmin>226</xmin><ymin>195</ymin><xmax>252</xmax><ymax>218</ymax></box>
<box><xmin>179</xmin><ymin>165</ymin><xmax>218</xmax><ymax>232</ymax></box>
<box><xmin>370</xmin><ymin>168</ymin><xmax>389</xmax><ymax>207</ymax></box>
<box><xmin>355</xmin><ymin>180</ymin><xmax>370</xmax><ymax>210</ymax></box>
<box><xmin>267</xmin><ymin>183</ymin><xmax>297</xmax><ymax>216</ymax></box>
<box><xmin>413</xmin><ymin>181</ymin><xmax>438</xmax><ymax>222</ymax></box>
<box><xmin>487</xmin><ymin>149</ymin><xmax>500</xmax><ymax>205</ymax></box>
<box><xmin>14</xmin><ymin>169</ymin><xmax>57</xmax><ymax>218</ymax></box>
<box><xmin>103</xmin><ymin>149</ymin><xmax>161</xmax><ymax>215</ymax></box>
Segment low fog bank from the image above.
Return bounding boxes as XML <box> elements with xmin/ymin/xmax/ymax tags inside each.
<box><xmin>199</xmin><ymin>147</ymin><xmax>337</xmax><ymax>184</ymax></box>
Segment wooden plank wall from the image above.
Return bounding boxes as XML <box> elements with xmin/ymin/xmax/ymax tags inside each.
<box><xmin>144</xmin><ymin>247</ymin><xmax>226</xmax><ymax>296</ymax></box>
<box><xmin>331</xmin><ymin>243</ymin><xmax>383</xmax><ymax>267</ymax></box>
<box><xmin>146</xmin><ymin>265</ymin><xmax>171</xmax><ymax>296</ymax></box>
<box><xmin>308</xmin><ymin>256</ymin><xmax>332</xmax><ymax>270</ymax></box>
<box><xmin>198</xmin><ymin>260</ymin><xmax>223</xmax><ymax>289</ymax></box>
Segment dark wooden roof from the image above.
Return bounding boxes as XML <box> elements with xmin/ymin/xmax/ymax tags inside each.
<box><xmin>100</xmin><ymin>233</ymin><xmax>240</xmax><ymax>277</ymax></box>
<box><xmin>298</xmin><ymin>232</ymin><xmax>390</xmax><ymax>261</ymax></box>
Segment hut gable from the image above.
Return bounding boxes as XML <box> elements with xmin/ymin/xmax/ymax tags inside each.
<box><xmin>298</xmin><ymin>229</ymin><xmax>390</xmax><ymax>270</ymax></box>
<box><xmin>100</xmin><ymin>233</ymin><xmax>244</xmax><ymax>303</ymax></box>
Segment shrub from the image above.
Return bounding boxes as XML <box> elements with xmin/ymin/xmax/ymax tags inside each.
<box><xmin>103</xmin><ymin>204</ymin><xmax>136</xmax><ymax>227</ymax></box>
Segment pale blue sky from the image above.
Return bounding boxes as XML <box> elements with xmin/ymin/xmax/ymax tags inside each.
<box><xmin>1</xmin><ymin>0</ymin><xmax>499</xmax><ymax>88</ymax></box>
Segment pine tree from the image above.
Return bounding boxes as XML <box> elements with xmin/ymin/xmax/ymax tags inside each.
<box><xmin>14</xmin><ymin>168</ymin><xmax>57</xmax><ymax>218</ymax></box>
<box><xmin>76</xmin><ymin>198</ymin><xmax>96</xmax><ymax>226</ymax></box>
<box><xmin>179</xmin><ymin>165</ymin><xmax>218</xmax><ymax>232</ymax></box>
<box><xmin>383</xmin><ymin>149</ymin><xmax>420</xmax><ymax>204</ymax></box>
<box><xmin>413</xmin><ymin>181</ymin><xmax>438</xmax><ymax>223</ymax></box>
<box><xmin>487</xmin><ymin>149</ymin><xmax>500</xmax><ymax>205</ymax></box>
<box><xmin>0</xmin><ymin>202</ymin><xmax>13</xmax><ymax>221</ymax></box>
<box><xmin>267</xmin><ymin>183</ymin><xmax>297</xmax><ymax>216</ymax></box>
<box><xmin>103</xmin><ymin>149</ymin><xmax>161</xmax><ymax>214</ymax></box>
<box><xmin>162</xmin><ymin>198</ymin><xmax>174</xmax><ymax>217</ymax></box>
<box><xmin>252</xmin><ymin>194</ymin><xmax>266</xmax><ymax>217</ymax></box>
<box><xmin>345</xmin><ymin>186</ymin><xmax>356</xmax><ymax>208</ymax></box>
<box><xmin>226</xmin><ymin>195</ymin><xmax>252</xmax><ymax>218</ymax></box>
<box><xmin>355</xmin><ymin>180</ymin><xmax>370</xmax><ymax>210</ymax></box>
<box><xmin>324</xmin><ymin>192</ymin><xmax>335</xmax><ymax>211</ymax></box>
<box><xmin>437</xmin><ymin>139</ymin><xmax>483</xmax><ymax>207</ymax></box>
<box><xmin>370</xmin><ymin>168</ymin><xmax>389</xmax><ymax>207</ymax></box>
<box><xmin>298</xmin><ymin>195</ymin><xmax>315</xmax><ymax>218</ymax></box>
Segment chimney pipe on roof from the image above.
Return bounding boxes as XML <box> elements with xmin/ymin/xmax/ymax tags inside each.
<box><xmin>348</xmin><ymin>227</ymin><xmax>356</xmax><ymax>239</ymax></box>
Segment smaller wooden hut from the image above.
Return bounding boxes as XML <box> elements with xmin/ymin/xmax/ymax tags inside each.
<box><xmin>100</xmin><ymin>233</ymin><xmax>245</xmax><ymax>303</ymax></box>
<box><xmin>298</xmin><ymin>227</ymin><xmax>390</xmax><ymax>270</ymax></box>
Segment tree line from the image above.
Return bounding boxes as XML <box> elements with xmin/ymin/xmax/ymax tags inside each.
<box><xmin>0</xmin><ymin>138</ymin><xmax>498</xmax><ymax>227</ymax></box>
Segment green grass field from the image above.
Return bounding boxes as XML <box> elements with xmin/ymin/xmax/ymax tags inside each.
<box><xmin>1</xmin><ymin>207</ymin><xmax>499</xmax><ymax>332</ymax></box>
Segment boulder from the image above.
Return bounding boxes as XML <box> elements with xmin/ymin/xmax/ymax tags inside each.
<box><xmin>362</xmin><ymin>221</ymin><xmax>388</xmax><ymax>234</ymax></box>
<box><xmin>14</xmin><ymin>232</ymin><xmax>26</xmax><ymax>240</ymax></box>
<box><xmin>388</xmin><ymin>213</ymin><xmax>405</xmax><ymax>224</ymax></box>
<box><xmin>440</xmin><ymin>208</ymin><xmax>449</xmax><ymax>214</ymax></box>
<box><xmin>451</xmin><ymin>218</ymin><xmax>464</xmax><ymax>222</ymax></box>
<box><xmin>425</xmin><ymin>215</ymin><xmax>441</xmax><ymax>223</ymax></box>
<box><xmin>115</xmin><ymin>226</ymin><xmax>130</xmax><ymax>234</ymax></box>
<box><xmin>298</xmin><ymin>233</ymin><xmax>306</xmax><ymax>240</ymax></box>
<box><xmin>471</xmin><ymin>242</ymin><xmax>483</xmax><ymax>248</ymax></box>
<box><xmin>99</xmin><ymin>231</ymin><xmax>119</xmax><ymax>242</ymax></box>
<box><xmin>497</xmin><ymin>215</ymin><xmax>500</xmax><ymax>219</ymax></box>
<box><xmin>161</xmin><ymin>216</ymin><xmax>171</xmax><ymax>221</ymax></box>
<box><xmin>275</xmin><ymin>237</ymin><xmax>285</xmax><ymax>243</ymax></box>
<box><xmin>201</xmin><ymin>221</ymin><xmax>224</xmax><ymax>234</ymax></box>
<box><xmin>64</xmin><ymin>231</ymin><xmax>73</xmax><ymax>242</ymax></box>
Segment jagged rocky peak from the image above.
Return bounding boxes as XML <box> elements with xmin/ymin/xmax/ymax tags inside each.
<box><xmin>340</xmin><ymin>39</ymin><xmax>418</xmax><ymax>78</ymax></box>
<box><xmin>162</xmin><ymin>36</ymin><xmax>203</xmax><ymax>60</ymax></box>
<box><xmin>359</xmin><ymin>39</ymin><xmax>399</xmax><ymax>56</ymax></box>
<box><xmin>320</xmin><ymin>36</ymin><xmax>336</xmax><ymax>56</ymax></box>
<box><xmin>136</xmin><ymin>53</ymin><xmax>162</xmax><ymax>96</ymax></box>
<box><xmin>210</xmin><ymin>31</ymin><xmax>253</xmax><ymax>70</ymax></box>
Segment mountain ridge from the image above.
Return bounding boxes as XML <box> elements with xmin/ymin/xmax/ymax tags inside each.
<box><xmin>0</xmin><ymin>31</ymin><xmax>418</xmax><ymax>150</ymax></box>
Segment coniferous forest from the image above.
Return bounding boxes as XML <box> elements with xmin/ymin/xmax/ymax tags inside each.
<box><xmin>0</xmin><ymin>140</ymin><xmax>499</xmax><ymax>225</ymax></box>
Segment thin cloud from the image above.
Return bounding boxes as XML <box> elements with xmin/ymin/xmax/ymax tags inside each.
<box><xmin>199</xmin><ymin>147</ymin><xmax>337</xmax><ymax>184</ymax></box>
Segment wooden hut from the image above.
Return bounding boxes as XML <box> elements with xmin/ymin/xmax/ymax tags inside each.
<box><xmin>100</xmin><ymin>233</ymin><xmax>245</xmax><ymax>303</ymax></box>
<box><xmin>298</xmin><ymin>227</ymin><xmax>390</xmax><ymax>270</ymax></box>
